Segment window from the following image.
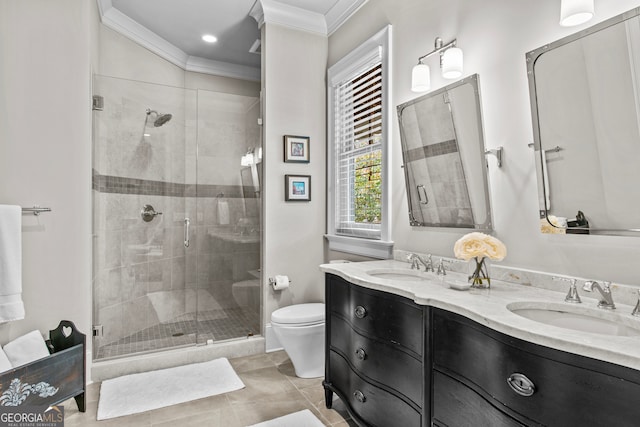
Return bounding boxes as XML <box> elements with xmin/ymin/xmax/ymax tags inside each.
<box><xmin>326</xmin><ymin>26</ymin><xmax>392</xmax><ymax>258</ymax></box>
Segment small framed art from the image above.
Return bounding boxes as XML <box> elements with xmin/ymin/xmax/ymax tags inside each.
<box><xmin>284</xmin><ymin>135</ymin><xmax>310</xmax><ymax>163</ymax></box>
<box><xmin>285</xmin><ymin>174</ymin><xmax>311</xmax><ymax>201</ymax></box>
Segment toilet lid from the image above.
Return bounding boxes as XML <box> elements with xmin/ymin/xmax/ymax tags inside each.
<box><xmin>271</xmin><ymin>303</ymin><xmax>325</xmax><ymax>324</ymax></box>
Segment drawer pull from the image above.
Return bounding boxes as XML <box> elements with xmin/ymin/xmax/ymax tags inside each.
<box><xmin>355</xmin><ymin>348</ymin><xmax>367</xmax><ymax>360</ymax></box>
<box><xmin>353</xmin><ymin>390</ymin><xmax>366</xmax><ymax>403</ymax></box>
<box><xmin>355</xmin><ymin>305</ymin><xmax>367</xmax><ymax>319</ymax></box>
<box><xmin>507</xmin><ymin>373</ymin><xmax>536</xmax><ymax>397</ymax></box>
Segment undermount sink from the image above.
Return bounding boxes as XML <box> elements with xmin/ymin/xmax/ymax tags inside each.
<box><xmin>508</xmin><ymin>301</ymin><xmax>640</xmax><ymax>337</ymax></box>
<box><xmin>365</xmin><ymin>268</ymin><xmax>434</xmax><ymax>282</ymax></box>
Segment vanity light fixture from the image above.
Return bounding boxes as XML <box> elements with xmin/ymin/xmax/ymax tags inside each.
<box><xmin>560</xmin><ymin>0</ymin><xmax>594</xmax><ymax>27</ymax></box>
<box><xmin>411</xmin><ymin>37</ymin><xmax>463</xmax><ymax>93</ymax></box>
<box><xmin>202</xmin><ymin>34</ymin><xmax>218</xmax><ymax>43</ymax></box>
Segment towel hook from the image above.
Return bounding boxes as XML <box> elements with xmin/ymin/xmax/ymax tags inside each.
<box><xmin>484</xmin><ymin>146</ymin><xmax>503</xmax><ymax>168</ymax></box>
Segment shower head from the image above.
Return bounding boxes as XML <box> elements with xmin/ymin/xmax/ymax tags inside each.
<box><xmin>145</xmin><ymin>108</ymin><xmax>172</xmax><ymax>127</ymax></box>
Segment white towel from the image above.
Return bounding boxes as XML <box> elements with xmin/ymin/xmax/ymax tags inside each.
<box><xmin>217</xmin><ymin>200</ymin><xmax>230</xmax><ymax>225</ymax></box>
<box><xmin>0</xmin><ymin>205</ymin><xmax>24</xmax><ymax>322</ymax></box>
<box><xmin>3</xmin><ymin>330</ymin><xmax>50</xmax><ymax>367</ymax></box>
<box><xmin>0</xmin><ymin>347</ymin><xmax>13</xmax><ymax>373</ymax></box>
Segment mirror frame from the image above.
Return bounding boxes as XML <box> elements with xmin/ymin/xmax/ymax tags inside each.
<box><xmin>397</xmin><ymin>74</ymin><xmax>493</xmax><ymax>230</ymax></box>
<box><xmin>526</xmin><ymin>7</ymin><xmax>640</xmax><ymax>235</ymax></box>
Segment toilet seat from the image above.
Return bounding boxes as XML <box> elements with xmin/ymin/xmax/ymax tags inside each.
<box><xmin>271</xmin><ymin>303</ymin><xmax>325</xmax><ymax>326</ymax></box>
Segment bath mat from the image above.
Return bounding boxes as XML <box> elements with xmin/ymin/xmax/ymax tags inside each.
<box><xmin>97</xmin><ymin>357</ymin><xmax>244</xmax><ymax>420</ymax></box>
<box><xmin>249</xmin><ymin>409</ymin><xmax>325</xmax><ymax>427</ymax></box>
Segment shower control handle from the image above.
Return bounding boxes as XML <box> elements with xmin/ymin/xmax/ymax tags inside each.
<box><xmin>141</xmin><ymin>204</ymin><xmax>162</xmax><ymax>222</ymax></box>
<box><xmin>184</xmin><ymin>218</ymin><xmax>190</xmax><ymax>248</ymax></box>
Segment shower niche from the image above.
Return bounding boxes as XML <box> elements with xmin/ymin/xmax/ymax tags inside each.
<box><xmin>91</xmin><ymin>75</ymin><xmax>262</xmax><ymax>360</ymax></box>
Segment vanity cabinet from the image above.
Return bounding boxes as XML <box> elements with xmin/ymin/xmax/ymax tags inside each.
<box><xmin>432</xmin><ymin>308</ymin><xmax>640</xmax><ymax>427</ymax></box>
<box><xmin>324</xmin><ymin>274</ymin><xmax>640</xmax><ymax>427</ymax></box>
<box><xmin>323</xmin><ymin>274</ymin><xmax>427</xmax><ymax>427</ymax></box>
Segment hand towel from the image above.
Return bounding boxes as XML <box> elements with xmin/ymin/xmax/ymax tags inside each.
<box><xmin>3</xmin><ymin>330</ymin><xmax>50</xmax><ymax>368</ymax></box>
<box><xmin>0</xmin><ymin>205</ymin><xmax>24</xmax><ymax>322</ymax></box>
<box><xmin>217</xmin><ymin>200</ymin><xmax>230</xmax><ymax>225</ymax></box>
<box><xmin>0</xmin><ymin>347</ymin><xmax>12</xmax><ymax>373</ymax></box>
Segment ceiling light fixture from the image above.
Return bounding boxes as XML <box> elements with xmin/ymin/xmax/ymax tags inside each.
<box><xmin>411</xmin><ymin>37</ymin><xmax>463</xmax><ymax>93</ymax></box>
<box><xmin>560</xmin><ymin>0</ymin><xmax>594</xmax><ymax>27</ymax></box>
<box><xmin>202</xmin><ymin>34</ymin><xmax>218</xmax><ymax>43</ymax></box>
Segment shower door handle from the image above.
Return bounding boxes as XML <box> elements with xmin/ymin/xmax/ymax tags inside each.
<box><xmin>184</xmin><ymin>218</ymin><xmax>190</xmax><ymax>248</ymax></box>
<box><xmin>417</xmin><ymin>185</ymin><xmax>429</xmax><ymax>205</ymax></box>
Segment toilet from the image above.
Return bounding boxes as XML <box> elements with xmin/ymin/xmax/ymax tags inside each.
<box><xmin>271</xmin><ymin>303</ymin><xmax>325</xmax><ymax>378</ymax></box>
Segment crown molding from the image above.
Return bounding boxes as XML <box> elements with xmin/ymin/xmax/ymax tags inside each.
<box><xmin>250</xmin><ymin>0</ymin><xmax>367</xmax><ymax>37</ymax></box>
<box><xmin>326</xmin><ymin>0</ymin><xmax>369</xmax><ymax>36</ymax></box>
<box><xmin>186</xmin><ymin>57</ymin><xmax>260</xmax><ymax>82</ymax></box>
<box><xmin>97</xmin><ymin>0</ymin><xmax>260</xmax><ymax>81</ymax></box>
<box><xmin>251</xmin><ymin>0</ymin><xmax>327</xmax><ymax>35</ymax></box>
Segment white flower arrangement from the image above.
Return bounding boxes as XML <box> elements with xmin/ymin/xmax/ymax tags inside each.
<box><xmin>453</xmin><ymin>232</ymin><xmax>507</xmax><ymax>261</ymax></box>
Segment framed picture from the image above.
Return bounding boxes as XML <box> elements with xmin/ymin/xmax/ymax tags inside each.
<box><xmin>285</xmin><ymin>175</ymin><xmax>311</xmax><ymax>201</ymax></box>
<box><xmin>284</xmin><ymin>135</ymin><xmax>310</xmax><ymax>163</ymax></box>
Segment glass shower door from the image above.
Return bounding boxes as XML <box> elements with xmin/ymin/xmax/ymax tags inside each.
<box><xmin>92</xmin><ymin>75</ymin><xmax>196</xmax><ymax>359</ymax></box>
<box><xmin>192</xmin><ymin>89</ymin><xmax>262</xmax><ymax>345</ymax></box>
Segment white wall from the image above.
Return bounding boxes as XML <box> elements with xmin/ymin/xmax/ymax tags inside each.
<box><xmin>329</xmin><ymin>0</ymin><xmax>640</xmax><ymax>286</ymax></box>
<box><xmin>0</xmin><ymin>0</ymin><xmax>92</xmax><ymax>345</ymax></box>
<box><xmin>261</xmin><ymin>23</ymin><xmax>328</xmax><ymax>326</ymax></box>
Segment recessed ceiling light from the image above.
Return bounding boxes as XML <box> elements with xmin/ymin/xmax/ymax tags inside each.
<box><xmin>202</xmin><ymin>34</ymin><xmax>218</xmax><ymax>43</ymax></box>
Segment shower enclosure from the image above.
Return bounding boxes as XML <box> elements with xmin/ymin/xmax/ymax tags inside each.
<box><xmin>92</xmin><ymin>75</ymin><xmax>261</xmax><ymax>360</ymax></box>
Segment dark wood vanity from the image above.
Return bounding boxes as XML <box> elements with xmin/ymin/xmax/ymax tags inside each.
<box><xmin>323</xmin><ymin>273</ymin><xmax>640</xmax><ymax>427</ymax></box>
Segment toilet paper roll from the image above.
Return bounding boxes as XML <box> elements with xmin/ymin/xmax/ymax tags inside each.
<box><xmin>272</xmin><ymin>275</ymin><xmax>290</xmax><ymax>291</ymax></box>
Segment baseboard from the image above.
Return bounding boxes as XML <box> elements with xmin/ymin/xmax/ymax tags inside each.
<box><xmin>265</xmin><ymin>323</ymin><xmax>283</xmax><ymax>352</ymax></box>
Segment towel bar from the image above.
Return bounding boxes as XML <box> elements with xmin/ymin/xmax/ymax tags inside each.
<box><xmin>21</xmin><ymin>206</ymin><xmax>52</xmax><ymax>216</ymax></box>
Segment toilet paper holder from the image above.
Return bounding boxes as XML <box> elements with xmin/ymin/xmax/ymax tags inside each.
<box><xmin>268</xmin><ymin>277</ymin><xmax>292</xmax><ymax>286</ymax></box>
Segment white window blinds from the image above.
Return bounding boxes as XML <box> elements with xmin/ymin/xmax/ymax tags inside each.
<box><xmin>333</xmin><ymin>61</ymin><xmax>383</xmax><ymax>239</ymax></box>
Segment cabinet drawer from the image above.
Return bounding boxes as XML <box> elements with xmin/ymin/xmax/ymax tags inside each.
<box><xmin>433</xmin><ymin>308</ymin><xmax>640</xmax><ymax>426</ymax></box>
<box><xmin>328</xmin><ymin>350</ymin><xmax>421</xmax><ymax>427</ymax></box>
<box><xmin>328</xmin><ymin>274</ymin><xmax>423</xmax><ymax>355</ymax></box>
<box><xmin>433</xmin><ymin>371</ymin><xmax>525</xmax><ymax>427</ymax></box>
<box><xmin>330</xmin><ymin>313</ymin><xmax>422</xmax><ymax>405</ymax></box>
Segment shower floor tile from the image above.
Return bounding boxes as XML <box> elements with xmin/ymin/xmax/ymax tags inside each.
<box><xmin>95</xmin><ymin>306</ymin><xmax>260</xmax><ymax>360</ymax></box>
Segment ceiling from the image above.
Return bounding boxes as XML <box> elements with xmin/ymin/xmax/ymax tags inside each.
<box><xmin>99</xmin><ymin>0</ymin><xmax>366</xmax><ymax>81</ymax></box>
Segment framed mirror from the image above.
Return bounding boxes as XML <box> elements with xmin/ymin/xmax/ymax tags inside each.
<box><xmin>527</xmin><ymin>7</ymin><xmax>640</xmax><ymax>236</ymax></box>
<box><xmin>397</xmin><ymin>74</ymin><xmax>492</xmax><ymax>229</ymax></box>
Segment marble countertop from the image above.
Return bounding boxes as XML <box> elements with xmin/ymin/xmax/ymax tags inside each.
<box><xmin>321</xmin><ymin>259</ymin><xmax>640</xmax><ymax>371</ymax></box>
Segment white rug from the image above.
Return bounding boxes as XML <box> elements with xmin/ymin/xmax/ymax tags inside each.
<box><xmin>97</xmin><ymin>357</ymin><xmax>245</xmax><ymax>420</ymax></box>
<box><xmin>249</xmin><ymin>409</ymin><xmax>325</xmax><ymax>427</ymax></box>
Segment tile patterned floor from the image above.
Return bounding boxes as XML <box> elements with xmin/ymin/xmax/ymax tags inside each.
<box><xmin>96</xmin><ymin>307</ymin><xmax>260</xmax><ymax>359</ymax></box>
<box><xmin>63</xmin><ymin>351</ymin><xmax>355</xmax><ymax>427</ymax></box>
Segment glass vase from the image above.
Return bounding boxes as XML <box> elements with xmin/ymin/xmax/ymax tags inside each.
<box><xmin>468</xmin><ymin>256</ymin><xmax>491</xmax><ymax>289</ymax></box>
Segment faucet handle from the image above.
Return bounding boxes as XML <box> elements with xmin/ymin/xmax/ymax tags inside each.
<box><xmin>552</xmin><ymin>276</ymin><xmax>581</xmax><ymax>303</ymax></box>
<box><xmin>407</xmin><ymin>253</ymin><xmax>419</xmax><ymax>269</ymax></box>
<box><xmin>632</xmin><ymin>289</ymin><xmax>640</xmax><ymax>317</ymax></box>
<box><xmin>436</xmin><ymin>258</ymin><xmax>449</xmax><ymax>276</ymax></box>
<box><xmin>425</xmin><ymin>254</ymin><xmax>434</xmax><ymax>272</ymax></box>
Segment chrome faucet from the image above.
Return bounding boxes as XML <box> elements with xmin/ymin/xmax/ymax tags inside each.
<box><xmin>632</xmin><ymin>289</ymin><xmax>640</xmax><ymax>317</ymax></box>
<box><xmin>582</xmin><ymin>280</ymin><xmax>615</xmax><ymax>309</ymax></box>
<box><xmin>407</xmin><ymin>253</ymin><xmax>434</xmax><ymax>272</ymax></box>
<box><xmin>436</xmin><ymin>258</ymin><xmax>448</xmax><ymax>276</ymax></box>
<box><xmin>552</xmin><ymin>276</ymin><xmax>581</xmax><ymax>303</ymax></box>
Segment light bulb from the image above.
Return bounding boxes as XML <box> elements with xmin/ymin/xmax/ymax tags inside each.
<box><xmin>442</xmin><ymin>47</ymin><xmax>463</xmax><ymax>79</ymax></box>
<box><xmin>560</xmin><ymin>0</ymin><xmax>594</xmax><ymax>27</ymax></box>
<box><xmin>411</xmin><ymin>63</ymin><xmax>431</xmax><ymax>92</ymax></box>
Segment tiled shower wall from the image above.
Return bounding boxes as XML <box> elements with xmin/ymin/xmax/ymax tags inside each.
<box><xmin>401</xmin><ymin>90</ymin><xmax>473</xmax><ymax>226</ymax></box>
<box><xmin>92</xmin><ymin>75</ymin><xmax>260</xmax><ymax>354</ymax></box>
